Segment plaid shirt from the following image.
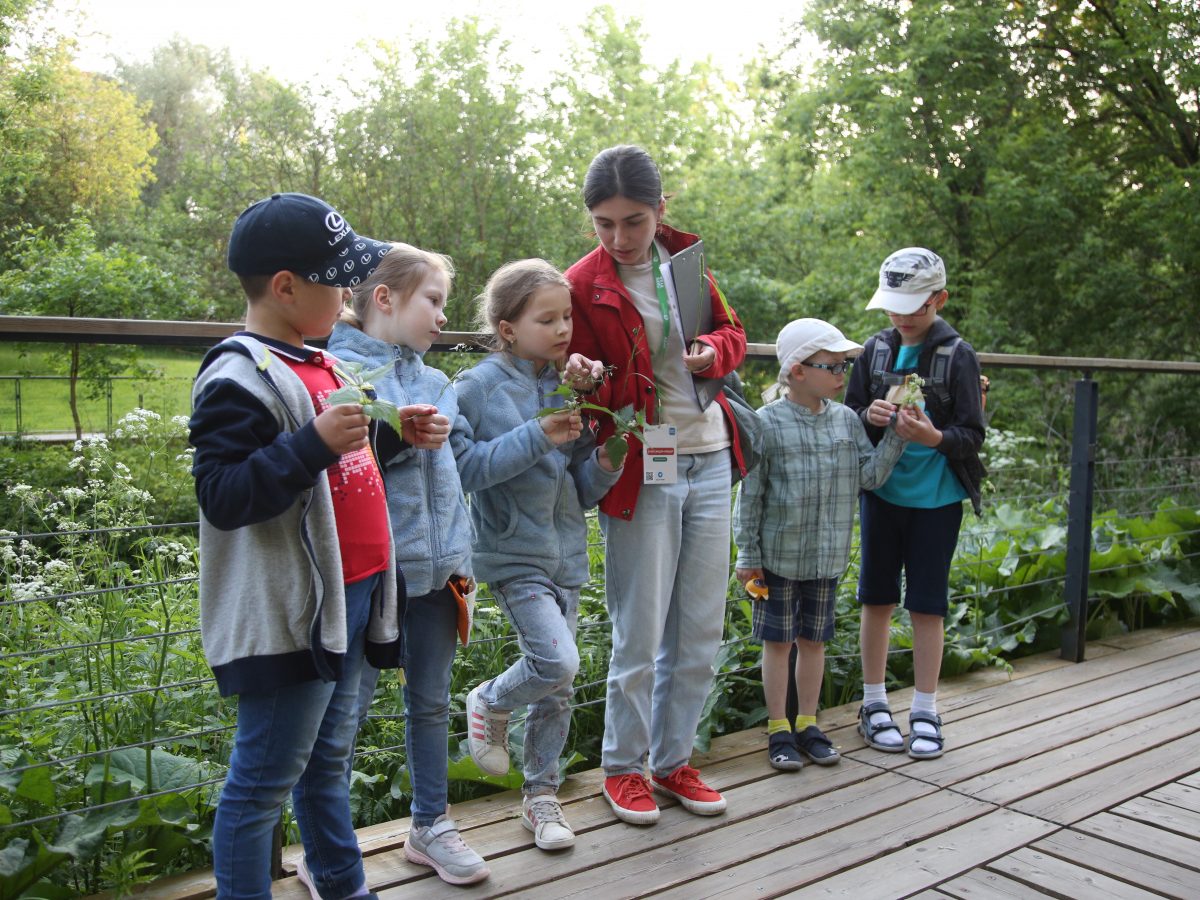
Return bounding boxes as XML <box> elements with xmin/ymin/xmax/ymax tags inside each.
<box><xmin>734</xmin><ymin>397</ymin><xmax>906</xmax><ymax>579</ymax></box>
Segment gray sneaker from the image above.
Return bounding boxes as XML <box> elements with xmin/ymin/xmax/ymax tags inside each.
<box><xmin>404</xmin><ymin>814</ymin><xmax>490</xmax><ymax>885</ymax></box>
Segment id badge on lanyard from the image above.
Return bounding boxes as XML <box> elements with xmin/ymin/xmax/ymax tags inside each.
<box><xmin>642</xmin><ymin>424</ymin><xmax>678</xmax><ymax>484</ymax></box>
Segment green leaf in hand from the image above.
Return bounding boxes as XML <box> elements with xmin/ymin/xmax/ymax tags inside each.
<box><xmin>604</xmin><ymin>434</ymin><xmax>629</xmax><ymax>469</ymax></box>
<box><xmin>327</xmin><ymin>385</ymin><xmax>364</xmax><ymax>406</ymax></box>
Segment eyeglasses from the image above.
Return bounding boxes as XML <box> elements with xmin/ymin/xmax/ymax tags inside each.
<box><xmin>801</xmin><ymin>360</ymin><xmax>853</xmax><ymax>375</ymax></box>
<box><xmin>886</xmin><ymin>292</ymin><xmax>940</xmax><ymax>318</ymax></box>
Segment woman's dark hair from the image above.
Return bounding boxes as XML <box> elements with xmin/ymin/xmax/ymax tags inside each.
<box><xmin>582</xmin><ymin>145</ymin><xmax>663</xmax><ymax>210</ymax></box>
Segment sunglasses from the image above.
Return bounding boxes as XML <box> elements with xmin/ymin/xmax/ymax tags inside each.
<box><xmin>801</xmin><ymin>360</ymin><xmax>853</xmax><ymax>375</ymax></box>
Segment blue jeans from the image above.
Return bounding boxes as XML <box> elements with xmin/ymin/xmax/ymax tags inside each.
<box><xmin>212</xmin><ymin>573</ymin><xmax>378</xmax><ymax>900</ymax></box>
<box><xmin>483</xmin><ymin>575</ymin><xmax>581</xmax><ymax>795</ymax></box>
<box><xmin>599</xmin><ymin>451</ymin><xmax>732</xmax><ymax>777</ymax></box>
<box><xmin>356</xmin><ymin>585</ymin><xmax>457</xmax><ymax>827</ymax></box>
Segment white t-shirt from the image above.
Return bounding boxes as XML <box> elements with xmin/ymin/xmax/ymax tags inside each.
<box><xmin>617</xmin><ymin>245</ymin><xmax>729</xmax><ymax>454</ymax></box>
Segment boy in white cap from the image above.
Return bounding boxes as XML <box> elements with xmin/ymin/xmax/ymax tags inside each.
<box><xmin>733</xmin><ymin>318</ymin><xmax>918</xmax><ymax>771</ymax></box>
<box><xmin>844</xmin><ymin>248</ymin><xmax>986</xmax><ymax>760</ymax></box>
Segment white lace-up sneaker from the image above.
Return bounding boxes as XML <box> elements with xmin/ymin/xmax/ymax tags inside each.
<box><xmin>465</xmin><ymin>681</ymin><xmax>511</xmax><ymax>776</ymax></box>
<box><xmin>404</xmin><ymin>814</ymin><xmax>489</xmax><ymax>885</ymax></box>
<box><xmin>522</xmin><ymin>794</ymin><xmax>575</xmax><ymax>850</ymax></box>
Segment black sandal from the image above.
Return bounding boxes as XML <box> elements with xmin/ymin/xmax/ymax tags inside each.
<box><xmin>906</xmin><ymin>712</ymin><xmax>944</xmax><ymax>759</ymax></box>
<box><xmin>857</xmin><ymin>701</ymin><xmax>905</xmax><ymax>753</ymax></box>
<box><xmin>796</xmin><ymin>725</ymin><xmax>840</xmax><ymax>766</ymax></box>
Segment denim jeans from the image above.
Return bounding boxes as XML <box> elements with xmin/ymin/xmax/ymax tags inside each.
<box><xmin>482</xmin><ymin>575</ymin><xmax>581</xmax><ymax>795</ymax></box>
<box><xmin>599</xmin><ymin>451</ymin><xmax>731</xmax><ymax>778</ymax></box>
<box><xmin>212</xmin><ymin>572</ymin><xmax>378</xmax><ymax>900</ymax></box>
<box><xmin>356</xmin><ymin>585</ymin><xmax>457</xmax><ymax>827</ymax></box>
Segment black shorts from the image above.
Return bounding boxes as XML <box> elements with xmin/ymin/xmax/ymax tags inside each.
<box><xmin>856</xmin><ymin>491</ymin><xmax>963</xmax><ymax>617</ymax></box>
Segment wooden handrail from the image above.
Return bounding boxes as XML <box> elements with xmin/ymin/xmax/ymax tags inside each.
<box><xmin>3</xmin><ymin>316</ymin><xmax>1200</xmax><ymax>375</ymax></box>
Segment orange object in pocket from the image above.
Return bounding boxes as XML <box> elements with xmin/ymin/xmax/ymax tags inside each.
<box><xmin>448</xmin><ymin>575</ymin><xmax>476</xmax><ymax>646</ymax></box>
<box><xmin>745</xmin><ymin>577</ymin><xmax>768</xmax><ymax>601</ymax></box>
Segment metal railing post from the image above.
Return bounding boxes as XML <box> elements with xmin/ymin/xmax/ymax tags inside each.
<box><xmin>1061</xmin><ymin>376</ymin><xmax>1099</xmax><ymax>662</ymax></box>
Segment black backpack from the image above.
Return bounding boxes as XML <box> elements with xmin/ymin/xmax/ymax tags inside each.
<box><xmin>867</xmin><ymin>337</ymin><xmax>988</xmax><ymax>410</ymax></box>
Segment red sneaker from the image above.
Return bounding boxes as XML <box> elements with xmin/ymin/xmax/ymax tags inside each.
<box><xmin>603</xmin><ymin>773</ymin><xmax>660</xmax><ymax>825</ymax></box>
<box><xmin>651</xmin><ymin>764</ymin><xmax>726</xmax><ymax>815</ymax></box>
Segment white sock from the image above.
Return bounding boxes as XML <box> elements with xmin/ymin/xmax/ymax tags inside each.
<box><xmin>910</xmin><ymin>689</ymin><xmax>940</xmax><ymax>754</ymax></box>
<box><xmin>863</xmin><ymin>682</ymin><xmax>902</xmax><ymax>747</ymax></box>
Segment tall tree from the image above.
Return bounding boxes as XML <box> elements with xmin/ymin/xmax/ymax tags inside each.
<box><xmin>332</xmin><ymin>18</ymin><xmax>557</xmax><ymax>326</ymax></box>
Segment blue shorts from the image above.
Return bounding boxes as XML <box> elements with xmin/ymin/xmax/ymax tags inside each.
<box><xmin>857</xmin><ymin>491</ymin><xmax>963</xmax><ymax>617</ymax></box>
<box><xmin>751</xmin><ymin>572</ymin><xmax>838</xmax><ymax>643</ymax></box>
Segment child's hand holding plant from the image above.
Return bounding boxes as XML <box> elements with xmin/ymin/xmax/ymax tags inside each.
<box><xmin>536</xmin><ymin>354</ymin><xmax>641</xmax><ymax>470</ymax></box>
<box><xmin>328</xmin><ymin>360</ymin><xmax>449</xmax><ymax>450</ymax></box>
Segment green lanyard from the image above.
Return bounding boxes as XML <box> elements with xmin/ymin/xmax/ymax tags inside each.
<box><xmin>650</xmin><ymin>244</ymin><xmax>671</xmax><ymax>355</ymax></box>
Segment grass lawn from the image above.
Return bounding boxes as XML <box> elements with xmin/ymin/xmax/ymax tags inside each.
<box><xmin>0</xmin><ymin>346</ymin><xmax>204</xmax><ymax>435</ymax></box>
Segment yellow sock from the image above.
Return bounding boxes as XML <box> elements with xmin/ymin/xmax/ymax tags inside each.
<box><xmin>795</xmin><ymin>714</ymin><xmax>817</xmax><ymax>731</ymax></box>
<box><xmin>767</xmin><ymin>718</ymin><xmax>791</xmax><ymax>735</ymax></box>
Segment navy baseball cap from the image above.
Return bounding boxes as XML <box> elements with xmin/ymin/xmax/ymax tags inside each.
<box><xmin>227</xmin><ymin>193</ymin><xmax>391</xmax><ymax>287</ymax></box>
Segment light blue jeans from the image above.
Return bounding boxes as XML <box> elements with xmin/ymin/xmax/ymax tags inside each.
<box><xmin>599</xmin><ymin>451</ymin><xmax>732</xmax><ymax>778</ymax></box>
<box><xmin>212</xmin><ymin>572</ymin><xmax>378</xmax><ymax>900</ymax></box>
<box><xmin>481</xmin><ymin>575</ymin><xmax>581</xmax><ymax>796</ymax></box>
<box><xmin>356</xmin><ymin>585</ymin><xmax>458</xmax><ymax>828</ymax></box>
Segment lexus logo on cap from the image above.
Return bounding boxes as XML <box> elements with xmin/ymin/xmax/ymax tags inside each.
<box><xmin>325</xmin><ymin>212</ymin><xmax>345</xmax><ymax>233</ymax></box>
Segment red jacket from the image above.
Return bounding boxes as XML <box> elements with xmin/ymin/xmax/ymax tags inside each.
<box><xmin>566</xmin><ymin>223</ymin><xmax>748</xmax><ymax>520</ymax></box>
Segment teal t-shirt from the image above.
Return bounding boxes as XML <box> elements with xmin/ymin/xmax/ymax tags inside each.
<box><xmin>872</xmin><ymin>343</ymin><xmax>968</xmax><ymax>509</ymax></box>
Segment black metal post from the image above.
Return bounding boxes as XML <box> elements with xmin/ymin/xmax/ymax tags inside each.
<box><xmin>1061</xmin><ymin>376</ymin><xmax>1098</xmax><ymax>662</ymax></box>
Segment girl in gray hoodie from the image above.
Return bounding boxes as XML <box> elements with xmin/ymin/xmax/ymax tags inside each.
<box><xmin>326</xmin><ymin>244</ymin><xmax>489</xmax><ymax>886</ymax></box>
<box><xmin>453</xmin><ymin>259</ymin><xmax>621</xmax><ymax>851</ymax></box>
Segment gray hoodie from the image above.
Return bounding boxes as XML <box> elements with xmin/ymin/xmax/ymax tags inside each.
<box><xmin>452</xmin><ymin>353</ymin><xmax>620</xmax><ymax>588</ymax></box>
<box><xmin>326</xmin><ymin>322</ymin><xmax>472</xmax><ymax>596</ymax></box>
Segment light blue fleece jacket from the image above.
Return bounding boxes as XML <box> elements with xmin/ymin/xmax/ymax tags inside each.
<box><xmin>326</xmin><ymin>322</ymin><xmax>471</xmax><ymax>596</ymax></box>
<box><xmin>452</xmin><ymin>352</ymin><xmax>620</xmax><ymax>588</ymax></box>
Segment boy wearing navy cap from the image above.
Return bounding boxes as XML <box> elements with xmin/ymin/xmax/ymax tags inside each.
<box><xmin>190</xmin><ymin>193</ymin><xmax>432</xmax><ymax>898</ymax></box>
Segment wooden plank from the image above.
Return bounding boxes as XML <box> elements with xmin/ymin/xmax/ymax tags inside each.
<box><xmin>1010</xmin><ymin>729</ymin><xmax>1200</xmax><ymax>824</ymax></box>
<box><xmin>1144</xmin><ymin>780</ymin><xmax>1200</xmax><ymax>814</ymax></box>
<box><xmin>952</xmin><ymin>697</ymin><xmax>1200</xmax><ymax>807</ymax></box>
<box><xmin>279</xmin><ymin>757</ymin><xmax>888</xmax><ymax>898</ymax></box>
<box><xmin>986</xmin><ymin>847</ymin><xmax>1162</xmax><ymax>899</ymax></box>
<box><xmin>941</xmin><ymin>629</ymin><xmax>1200</xmax><ymax>721</ymax></box>
<box><xmin>1179</xmin><ymin>772</ymin><xmax>1200</xmax><ymax>790</ymax></box>
<box><xmin>768</xmin><ymin>810</ymin><xmax>1059</xmax><ymax>900</ymax></box>
<box><xmin>1091</xmin><ymin>622</ymin><xmax>1200</xmax><ymax>651</ymax></box>
<box><xmin>448</xmin><ymin>773</ymin><xmax>937</xmax><ymax>900</ymax></box>
<box><xmin>646</xmin><ymin>800</ymin><xmax>1035</xmax><ymax>899</ymax></box>
<box><xmin>844</xmin><ymin>649</ymin><xmax>1200</xmax><ymax>773</ymax></box>
<box><xmin>937</xmin><ymin>868</ymin><xmax>1059</xmax><ymax>899</ymax></box>
<box><xmin>1109</xmin><ymin>796</ymin><xmax>1200</xmax><ymax>840</ymax></box>
<box><xmin>1072</xmin><ymin>812</ymin><xmax>1200</xmax><ymax>872</ymax></box>
<box><xmin>1033</xmin><ymin>828</ymin><xmax>1200</xmax><ymax>898</ymax></box>
<box><xmin>906</xmin><ymin>669</ymin><xmax>1200</xmax><ymax>789</ymax></box>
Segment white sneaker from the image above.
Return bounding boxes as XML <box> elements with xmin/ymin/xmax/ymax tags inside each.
<box><xmin>522</xmin><ymin>794</ymin><xmax>575</xmax><ymax>850</ymax></box>
<box><xmin>404</xmin><ymin>814</ymin><xmax>490</xmax><ymax>885</ymax></box>
<box><xmin>465</xmin><ymin>681</ymin><xmax>510</xmax><ymax>776</ymax></box>
<box><xmin>294</xmin><ymin>856</ymin><xmax>320</xmax><ymax>900</ymax></box>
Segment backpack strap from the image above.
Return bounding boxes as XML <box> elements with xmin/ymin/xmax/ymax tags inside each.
<box><xmin>868</xmin><ymin>337</ymin><xmax>902</xmax><ymax>398</ymax></box>
<box><xmin>926</xmin><ymin>338</ymin><xmax>960</xmax><ymax>407</ymax></box>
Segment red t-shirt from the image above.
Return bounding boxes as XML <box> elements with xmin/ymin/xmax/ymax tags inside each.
<box><xmin>278</xmin><ymin>348</ymin><xmax>390</xmax><ymax>585</ymax></box>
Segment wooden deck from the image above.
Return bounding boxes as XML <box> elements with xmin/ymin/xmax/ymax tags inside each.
<box><xmin>150</xmin><ymin>622</ymin><xmax>1200</xmax><ymax>899</ymax></box>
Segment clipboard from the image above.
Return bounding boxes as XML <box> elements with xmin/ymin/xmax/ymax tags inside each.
<box><xmin>663</xmin><ymin>241</ymin><xmax>721</xmax><ymax>410</ymax></box>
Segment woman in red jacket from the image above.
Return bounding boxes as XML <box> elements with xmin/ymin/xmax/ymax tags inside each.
<box><xmin>565</xmin><ymin>145</ymin><xmax>748</xmax><ymax>825</ymax></box>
